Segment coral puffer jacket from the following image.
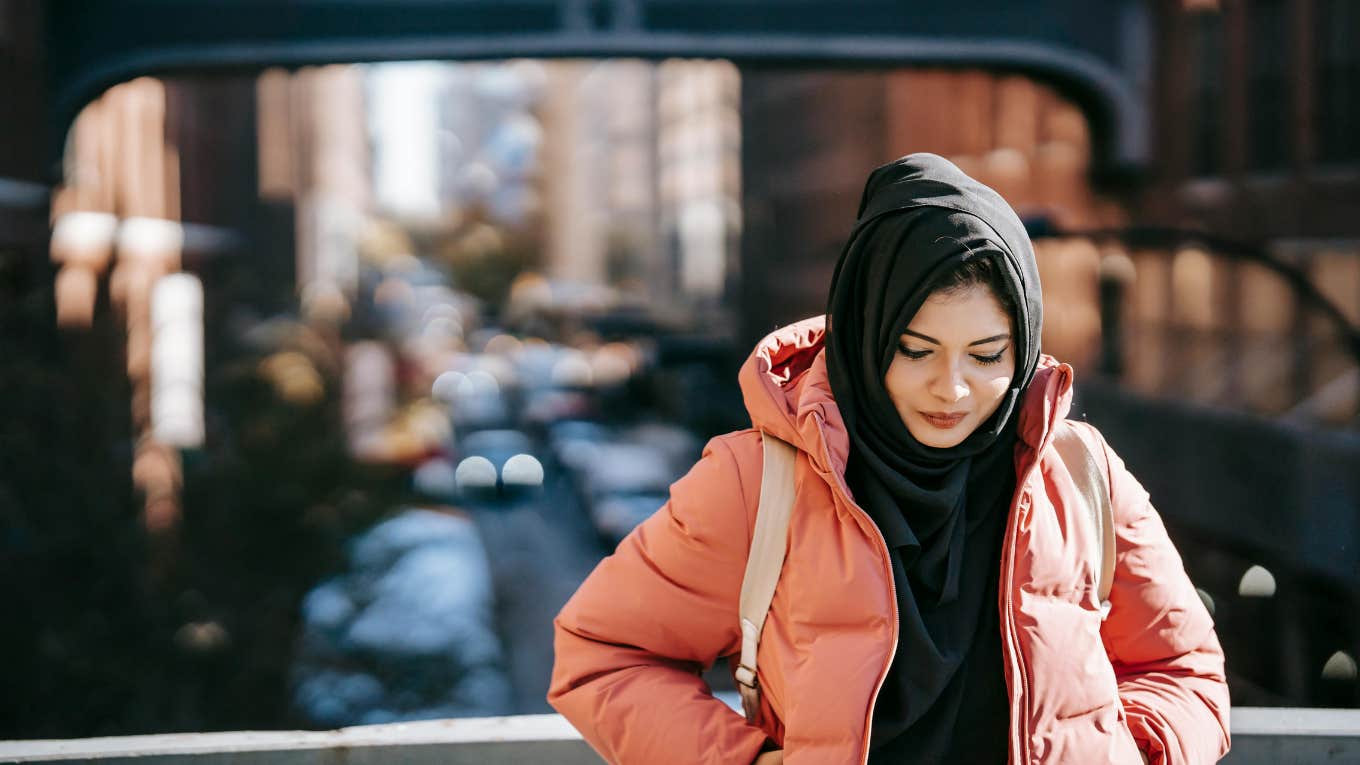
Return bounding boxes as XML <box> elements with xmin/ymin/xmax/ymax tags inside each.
<box><xmin>549</xmin><ymin>318</ymin><xmax>1230</xmax><ymax>764</ymax></box>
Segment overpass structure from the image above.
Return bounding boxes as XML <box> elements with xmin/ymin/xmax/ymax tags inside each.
<box><xmin>43</xmin><ymin>0</ymin><xmax>1150</xmax><ymax>174</ymax></box>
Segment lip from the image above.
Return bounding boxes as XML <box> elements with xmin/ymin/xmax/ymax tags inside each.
<box><xmin>920</xmin><ymin>411</ymin><xmax>968</xmax><ymax>429</ymax></box>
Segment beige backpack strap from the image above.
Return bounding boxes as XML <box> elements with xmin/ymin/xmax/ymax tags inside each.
<box><xmin>736</xmin><ymin>431</ymin><xmax>797</xmax><ymax>724</ymax></box>
<box><xmin>1052</xmin><ymin>421</ymin><xmax>1116</xmax><ymax>616</ymax></box>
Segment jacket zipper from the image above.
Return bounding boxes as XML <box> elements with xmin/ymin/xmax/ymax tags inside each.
<box><xmin>1005</xmin><ymin>417</ymin><xmax>1067</xmax><ymax>765</ymax></box>
<box><xmin>812</xmin><ymin>414</ymin><xmax>898</xmax><ymax>765</ymax></box>
<box><xmin>1002</xmin><ymin>472</ymin><xmax>1035</xmax><ymax>764</ymax></box>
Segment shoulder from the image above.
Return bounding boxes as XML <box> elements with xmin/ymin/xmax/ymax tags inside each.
<box><xmin>703</xmin><ymin>427</ymin><xmax>803</xmax><ymax>502</ymax></box>
<box><xmin>706</xmin><ymin>428</ymin><xmax>764</xmax><ymax>471</ymax></box>
<box><xmin>663</xmin><ymin>429</ymin><xmax>764</xmax><ymax>540</ymax></box>
<box><xmin>709</xmin><ymin>429</ymin><xmax>765</xmax><ymax>511</ymax></box>
<box><xmin>692</xmin><ymin>429</ymin><xmax>763</xmax><ymax>490</ymax></box>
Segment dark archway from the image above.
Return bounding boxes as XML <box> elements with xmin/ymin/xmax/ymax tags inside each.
<box><xmin>44</xmin><ymin>0</ymin><xmax>1150</xmax><ymax>174</ymax></box>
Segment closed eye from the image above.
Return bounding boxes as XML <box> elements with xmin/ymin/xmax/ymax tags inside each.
<box><xmin>972</xmin><ymin>348</ymin><xmax>1008</xmax><ymax>365</ymax></box>
<box><xmin>897</xmin><ymin>343</ymin><xmax>931</xmax><ymax>360</ymax></box>
<box><xmin>898</xmin><ymin>341</ymin><xmax>1009</xmax><ymax>365</ymax></box>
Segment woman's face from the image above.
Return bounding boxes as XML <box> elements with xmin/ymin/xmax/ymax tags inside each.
<box><xmin>883</xmin><ymin>282</ymin><xmax>1016</xmax><ymax>448</ymax></box>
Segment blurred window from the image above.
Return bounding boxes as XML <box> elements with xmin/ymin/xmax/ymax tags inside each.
<box><xmin>1247</xmin><ymin>0</ymin><xmax>1290</xmax><ymax>172</ymax></box>
<box><xmin>1315</xmin><ymin>0</ymin><xmax>1360</xmax><ymax>165</ymax></box>
<box><xmin>1190</xmin><ymin>10</ymin><xmax>1224</xmax><ymax>176</ymax></box>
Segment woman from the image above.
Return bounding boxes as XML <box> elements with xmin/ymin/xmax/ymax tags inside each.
<box><xmin>548</xmin><ymin>154</ymin><xmax>1230</xmax><ymax>764</ymax></box>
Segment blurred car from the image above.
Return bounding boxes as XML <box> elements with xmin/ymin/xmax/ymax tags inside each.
<box><xmin>590</xmin><ymin>491</ymin><xmax>669</xmax><ymax>546</ymax></box>
<box><xmin>292</xmin><ymin>508</ymin><xmax>512</xmax><ymax>726</ymax></box>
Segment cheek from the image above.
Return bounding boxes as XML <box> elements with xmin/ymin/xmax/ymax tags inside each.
<box><xmin>883</xmin><ymin>362</ymin><xmax>921</xmax><ymax>410</ymax></box>
<box><xmin>977</xmin><ymin>372</ymin><xmax>1014</xmax><ymax>410</ymax></box>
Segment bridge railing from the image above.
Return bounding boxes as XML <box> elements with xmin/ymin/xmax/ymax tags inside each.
<box><xmin>1</xmin><ymin>709</ymin><xmax>1358</xmax><ymax>765</ymax></box>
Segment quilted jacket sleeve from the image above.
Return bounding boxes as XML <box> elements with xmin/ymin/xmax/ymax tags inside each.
<box><xmin>1085</xmin><ymin>424</ymin><xmax>1232</xmax><ymax>764</ymax></box>
<box><xmin>548</xmin><ymin>432</ymin><xmax>772</xmax><ymax>765</ymax></box>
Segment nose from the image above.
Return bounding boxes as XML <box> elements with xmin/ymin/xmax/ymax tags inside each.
<box><xmin>930</xmin><ymin>359</ymin><xmax>969</xmax><ymax>403</ymax></box>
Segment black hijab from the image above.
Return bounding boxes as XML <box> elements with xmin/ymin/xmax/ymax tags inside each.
<box><xmin>824</xmin><ymin>153</ymin><xmax>1043</xmax><ymax>755</ymax></box>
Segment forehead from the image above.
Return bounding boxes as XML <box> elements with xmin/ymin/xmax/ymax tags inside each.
<box><xmin>905</xmin><ymin>284</ymin><xmax>1011</xmax><ymax>335</ymax></box>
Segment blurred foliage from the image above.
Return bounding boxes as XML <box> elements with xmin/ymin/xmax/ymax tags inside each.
<box><xmin>0</xmin><ymin>240</ymin><xmax>403</xmax><ymax>736</ymax></box>
<box><xmin>434</xmin><ymin>217</ymin><xmax>541</xmax><ymax>307</ymax></box>
<box><xmin>0</xmin><ymin>241</ymin><xmax>146</xmax><ymax>736</ymax></box>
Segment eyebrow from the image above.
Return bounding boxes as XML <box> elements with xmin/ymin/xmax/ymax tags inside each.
<box><xmin>902</xmin><ymin>329</ymin><xmax>1011</xmax><ymax>347</ymax></box>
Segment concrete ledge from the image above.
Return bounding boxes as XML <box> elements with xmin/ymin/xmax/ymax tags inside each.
<box><xmin>1223</xmin><ymin>707</ymin><xmax>1360</xmax><ymax>764</ymax></box>
<box><xmin>0</xmin><ymin>715</ymin><xmax>601</xmax><ymax>764</ymax></box>
<box><xmin>3</xmin><ymin>708</ymin><xmax>1359</xmax><ymax>764</ymax></box>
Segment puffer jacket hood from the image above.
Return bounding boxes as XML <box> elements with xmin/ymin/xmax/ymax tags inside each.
<box><xmin>738</xmin><ymin>317</ymin><xmax>844</xmax><ymax>475</ymax></box>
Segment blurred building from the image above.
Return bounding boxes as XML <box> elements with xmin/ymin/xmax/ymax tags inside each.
<box><xmin>0</xmin><ymin>0</ymin><xmax>48</xmax><ymax>255</ymax></box>
<box><xmin>539</xmin><ymin>61</ymin><xmax>655</xmax><ymax>294</ymax></box>
<box><xmin>1131</xmin><ymin>0</ymin><xmax>1360</xmax><ymax>422</ymax></box>
<box><xmin>538</xmin><ymin>59</ymin><xmax>741</xmax><ymax>318</ymax></box>
<box><xmin>740</xmin><ymin>68</ymin><xmax>1118</xmax><ymax>369</ymax></box>
<box><xmin>259</xmin><ymin>65</ymin><xmax>371</xmax><ymax>321</ymax></box>
<box><xmin>657</xmin><ymin>59</ymin><xmax>743</xmax><ymax>314</ymax></box>
<box><xmin>739</xmin><ymin>1</ymin><xmax>1360</xmax><ymax>426</ymax></box>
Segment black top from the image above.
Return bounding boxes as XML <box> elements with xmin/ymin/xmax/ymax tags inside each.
<box><xmin>866</xmin><ymin>469</ymin><xmax>1012</xmax><ymax>764</ymax></box>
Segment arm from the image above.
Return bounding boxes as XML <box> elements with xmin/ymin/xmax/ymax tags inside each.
<box><xmin>548</xmin><ymin>433</ymin><xmax>774</xmax><ymax>765</ymax></box>
<box><xmin>1084</xmin><ymin>425</ymin><xmax>1232</xmax><ymax>764</ymax></box>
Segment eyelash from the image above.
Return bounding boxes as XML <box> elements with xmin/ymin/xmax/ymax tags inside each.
<box><xmin>897</xmin><ymin>343</ymin><xmax>1007</xmax><ymax>365</ymax></box>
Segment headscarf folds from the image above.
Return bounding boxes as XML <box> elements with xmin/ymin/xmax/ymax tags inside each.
<box><xmin>823</xmin><ymin>153</ymin><xmax>1044</xmax><ymax>747</ymax></box>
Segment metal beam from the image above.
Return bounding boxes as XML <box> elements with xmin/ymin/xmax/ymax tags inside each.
<box><xmin>43</xmin><ymin>1</ymin><xmax>1150</xmax><ymax>174</ymax></box>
